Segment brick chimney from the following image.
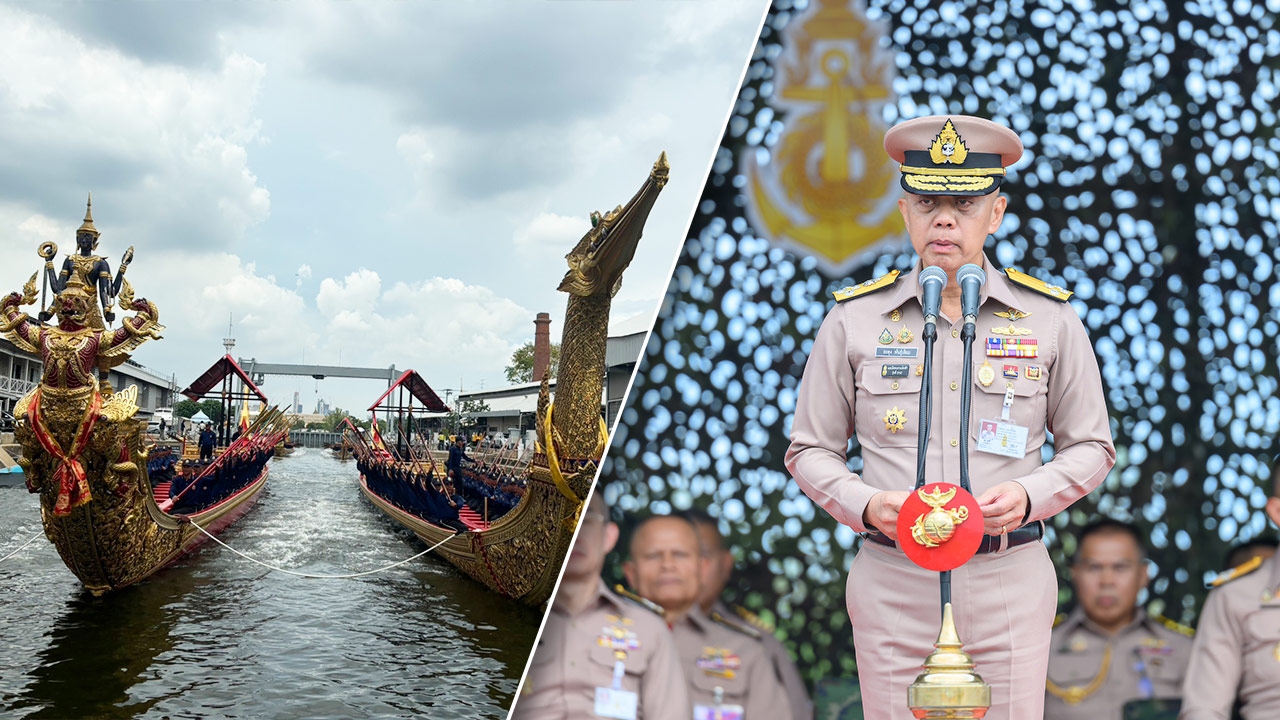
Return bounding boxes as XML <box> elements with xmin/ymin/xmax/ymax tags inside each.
<box><xmin>532</xmin><ymin>312</ymin><xmax>552</xmax><ymax>381</ymax></box>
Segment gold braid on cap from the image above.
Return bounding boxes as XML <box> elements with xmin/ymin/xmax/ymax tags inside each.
<box><xmin>903</xmin><ymin>175</ymin><xmax>997</xmax><ymax>193</ymax></box>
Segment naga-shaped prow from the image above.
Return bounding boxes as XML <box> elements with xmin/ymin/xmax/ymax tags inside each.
<box><xmin>540</xmin><ymin>152</ymin><xmax>669</xmax><ymax>499</ymax></box>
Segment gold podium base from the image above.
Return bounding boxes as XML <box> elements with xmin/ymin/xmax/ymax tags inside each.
<box><xmin>907</xmin><ymin>602</ymin><xmax>991</xmax><ymax>719</ymax></box>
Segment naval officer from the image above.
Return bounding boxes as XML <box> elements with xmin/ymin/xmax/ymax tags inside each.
<box><xmin>513</xmin><ymin>492</ymin><xmax>689</xmax><ymax>720</ymax></box>
<box><xmin>786</xmin><ymin>114</ymin><xmax>1116</xmax><ymax>719</ymax></box>
<box><xmin>680</xmin><ymin>507</ymin><xmax>813</xmax><ymax>720</ymax></box>
<box><xmin>1179</xmin><ymin>459</ymin><xmax>1280</xmax><ymax>719</ymax></box>
<box><xmin>623</xmin><ymin>514</ymin><xmax>792</xmax><ymax>720</ymax></box>
<box><xmin>1045</xmin><ymin>520</ymin><xmax>1193</xmax><ymax>718</ymax></box>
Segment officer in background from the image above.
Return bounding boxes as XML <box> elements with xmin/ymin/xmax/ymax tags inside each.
<box><xmin>622</xmin><ymin>514</ymin><xmax>793</xmax><ymax>720</ymax></box>
<box><xmin>513</xmin><ymin>492</ymin><xmax>689</xmax><ymax>720</ymax></box>
<box><xmin>1224</xmin><ymin>537</ymin><xmax>1278</xmax><ymax>572</ymax></box>
<box><xmin>1179</xmin><ymin>459</ymin><xmax>1280</xmax><ymax>719</ymax></box>
<box><xmin>1045</xmin><ymin>519</ymin><xmax>1193</xmax><ymax>719</ymax></box>
<box><xmin>680</xmin><ymin>508</ymin><xmax>813</xmax><ymax>720</ymax></box>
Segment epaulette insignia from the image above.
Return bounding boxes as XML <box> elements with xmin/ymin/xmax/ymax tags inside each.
<box><xmin>710</xmin><ymin>610</ymin><xmax>761</xmax><ymax>640</ymax></box>
<box><xmin>1153</xmin><ymin>614</ymin><xmax>1195</xmax><ymax>638</ymax></box>
<box><xmin>1207</xmin><ymin>555</ymin><xmax>1264</xmax><ymax>588</ymax></box>
<box><xmin>1003</xmin><ymin>268</ymin><xmax>1073</xmax><ymax>302</ymax></box>
<box><xmin>832</xmin><ymin>270</ymin><xmax>901</xmax><ymax>303</ymax></box>
<box><xmin>613</xmin><ymin>584</ymin><xmax>665</xmax><ymax>618</ymax></box>
<box><xmin>1052</xmin><ymin>612</ymin><xmax>1067</xmax><ymax>629</ymax></box>
<box><xmin>732</xmin><ymin>604</ymin><xmax>774</xmax><ymax>633</ymax></box>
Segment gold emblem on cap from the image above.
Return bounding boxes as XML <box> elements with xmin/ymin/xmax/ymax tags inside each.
<box><xmin>889</xmin><ymin>308</ymin><xmax>902</xmax><ymax>322</ymax></box>
<box><xmin>978</xmin><ymin>361</ymin><xmax>995</xmax><ymax>387</ymax></box>
<box><xmin>884</xmin><ymin>407</ymin><xmax>908</xmax><ymax>433</ymax></box>
<box><xmin>897</xmin><ymin>326</ymin><xmax>915</xmax><ymax>343</ymax></box>
<box><xmin>929</xmin><ymin>119</ymin><xmax>969</xmax><ymax>165</ymax></box>
<box><xmin>910</xmin><ymin>485</ymin><xmax>969</xmax><ymax>548</ymax></box>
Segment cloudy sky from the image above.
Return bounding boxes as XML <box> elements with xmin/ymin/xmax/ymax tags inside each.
<box><xmin>0</xmin><ymin>1</ymin><xmax>766</xmax><ymax>414</ymax></box>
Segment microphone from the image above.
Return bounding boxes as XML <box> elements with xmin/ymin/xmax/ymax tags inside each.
<box><xmin>919</xmin><ymin>266</ymin><xmax>947</xmax><ymax>331</ymax></box>
<box><xmin>957</xmin><ymin>264</ymin><xmax>986</xmax><ymax>326</ymax></box>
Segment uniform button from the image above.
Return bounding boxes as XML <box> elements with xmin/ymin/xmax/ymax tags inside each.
<box><xmin>891</xmin><ymin>381</ymin><xmax>900</xmax><ymax>390</ymax></box>
<box><xmin>949</xmin><ymin>381</ymin><xmax>958</xmax><ymax>391</ymax></box>
<box><xmin>950</xmin><ymin>438</ymin><xmax>958</xmax><ymax>447</ymax></box>
<box><xmin>951</xmin><ymin>328</ymin><xmax>959</xmax><ymax>338</ymax></box>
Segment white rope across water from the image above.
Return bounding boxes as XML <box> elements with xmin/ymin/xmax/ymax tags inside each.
<box><xmin>188</xmin><ymin>519</ymin><xmax>464</xmax><ymax>579</ymax></box>
<box><xmin>0</xmin><ymin>531</ymin><xmax>44</xmax><ymax>564</ymax></box>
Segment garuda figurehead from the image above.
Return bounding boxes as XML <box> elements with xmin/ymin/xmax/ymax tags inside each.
<box><xmin>53</xmin><ymin>279</ymin><xmax>95</xmax><ymax>331</ymax></box>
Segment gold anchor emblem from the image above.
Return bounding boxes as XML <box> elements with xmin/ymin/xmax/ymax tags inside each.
<box><xmin>740</xmin><ymin>0</ymin><xmax>904</xmax><ymax>275</ymax></box>
<box><xmin>910</xmin><ymin>486</ymin><xmax>969</xmax><ymax>548</ymax></box>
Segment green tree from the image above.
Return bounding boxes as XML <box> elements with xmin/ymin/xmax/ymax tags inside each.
<box><xmin>321</xmin><ymin>408</ymin><xmax>353</xmax><ymax>432</ymax></box>
<box><xmin>197</xmin><ymin>399</ymin><xmax>222</xmax><ymax>424</ymax></box>
<box><xmin>504</xmin><ymin>341</ymin><xmax>560</xmax><ymax>384</ymax></box>
<box><xmin>444</xmin><ymin>398</ymin><xmax>491</xmax><ymax>438</ymax></box>
<box><xmin>173</xmin><ymin>399</ymin><xmax>200</xmax><ymax>418</ymax></box>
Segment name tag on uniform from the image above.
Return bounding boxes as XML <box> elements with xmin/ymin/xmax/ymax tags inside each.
<box><xmin>875</xmin><ymin>346</ymin><xmax>918</xmax><ymax>358</ymax></box>
<box><xmin>975</xmin><ymin>419</ymin><xmax>1028</xmax><ymax>458</ymax></box>
<box><xmin>694</xmin><ymin>704</ymin><xmax>744</xmax><ymax>720</ymax></box>
<box><xmin>881</xmin><ymin>364</ymin><xmax>911</xmax><ymax>378</ymax></box>
<box><xmin>595</xmin><ymin>688</ymin><xmax>638</xmax><ymax>719</ymax></box>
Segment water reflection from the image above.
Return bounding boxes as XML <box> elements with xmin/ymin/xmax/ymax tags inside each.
<box><xmin>0</xmin><ymin>450</ymin><xmax>541</xmax><ymax>719</ymax></box>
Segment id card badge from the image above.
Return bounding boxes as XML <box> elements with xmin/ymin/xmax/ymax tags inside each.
<box><xmin>595</xmin><ymin>660</ymin><xmax>638</xmax><ymax>720</ymax></box>
<box><xmin>594</xmin><ymin>687</ymin><xmax>638</xmax><ymax>719</ymax></box>
<box><xmin>693</xmin><ymin>704</ymin><xmax>745</xmax><ymax>720</ymax></box>
<box><xmin>975</xmin><ymin>418</ymin><xmax>1028</xmax><ymax>458</ymax></box>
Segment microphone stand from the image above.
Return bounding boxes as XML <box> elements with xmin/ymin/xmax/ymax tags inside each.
<box><xmin>914</xmin><ymin>268</ymin><xmax>945</xmax><ymax>615</ymax></box>
<box><xmin>913</xmin><ymin>316</ymin><xmax>938</xmax><ymax>492</ymax></box>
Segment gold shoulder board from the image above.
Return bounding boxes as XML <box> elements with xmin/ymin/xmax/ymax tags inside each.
<box><xmin>710</xmin><ymin>610</ymin><xmax>761</xmax><ymax>640</ymax></box>
<box><xmin>1207</xmin><ymin>555</ymin><xmax>1264</xmax><ymax>588</ymax></box>
<box><xmin>1153</xmin><ymin>614</ymin><xmax>1195</xmax><ymax>638</ymax></box>
<box><xmin>732</xmin><ymin>604</ymin><xmax>774</xmax><ymax>633</ymax></box>
<box><xmin>1052</xmin><ymin>612</ymin><xmax>1067</xmax><ymax>629</ymax></box>
<box><xmin>1003</xmin><ymin>268</ymin><xmax>1073</xmax><ymax>302</ymax></box>
<box><xmin>832</xmin><ymin>270</ymin><xmax>901</xmax><ymax>303</ymax></box>
<box><xmin>613</xmin><ymin>584</ymin><xmax>665</xmax><ymax>618</ymax></box>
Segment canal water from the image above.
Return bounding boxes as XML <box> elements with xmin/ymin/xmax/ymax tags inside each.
<box><xmin>0</xmin><ymin>449</ymin><xmax>542</xmax><ymax>719</ymax></box>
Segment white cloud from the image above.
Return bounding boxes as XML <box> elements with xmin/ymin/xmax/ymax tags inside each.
<box><xmin>514</xmin><ymin>212</ymin><xmax>590</xmax><ymax>252</ymax></box>
<box><xmin>0</xmin><ymin>4</ymin><xmax>270</xmax><ymax>251</ymax></box>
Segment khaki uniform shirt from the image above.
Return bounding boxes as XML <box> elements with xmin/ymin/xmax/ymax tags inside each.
<box><xmin>712</xmin><ymin>601</ymin><xmax>812</xmax><ymax>720</ymax></box>
<box><xmin>1046</xmin><ymin>609</ymin><xmax>1193</xmax><ymax>719</ymax></box>
<box><xmin>786</xmin><ymin>256</ymin><xmax>1115</xmax><ymax>533</ymax></box>
<box><xmin>670</xmin><ymin>608</ymin><xmax>794</xmax><ymax>720</ymax></box>
<box><xmin>1180</xmin><ymin>552</ymin><xmax>1280</xmax><ymax>720</ymax></box>
<box><xmin>514</xmin><ymin>581</ymin><xmax>690</xmax><ymax>720</ymax></box>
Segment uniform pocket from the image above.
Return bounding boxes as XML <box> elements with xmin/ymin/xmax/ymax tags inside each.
<box><xmin>687</xmin><ymin>648</ymin><xmax>749</xmax><ymax>703</ymax></box>
<box><xmin>1045</xmin><ymin>643</ymin><xmax>1106</xmax><ymax>687</ymax></box>
<box><xmin>590</xmin><ymin>638</ymin><xmax>649</xmax><ymax>693</ymax></box>
<box><xmin>969</xmin><ymin>360</ymin><xmax>1047</xmax><ymax>454</ymax></box>
<box><xmin>1243</xmin><ymin>609</ymin><xmax>1280</xmax><ymax>684</ymax></box>
<box><xmin>856</xmin><ymin>363</ymin><xmax>923</xmax><ymax>449</ymax></box>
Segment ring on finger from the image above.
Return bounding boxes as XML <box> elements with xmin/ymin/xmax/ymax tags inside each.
<box><xmin>1000</xmin><ymin>524</ymin><xmax>1008</xmax><ymax>535</ymax></box>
